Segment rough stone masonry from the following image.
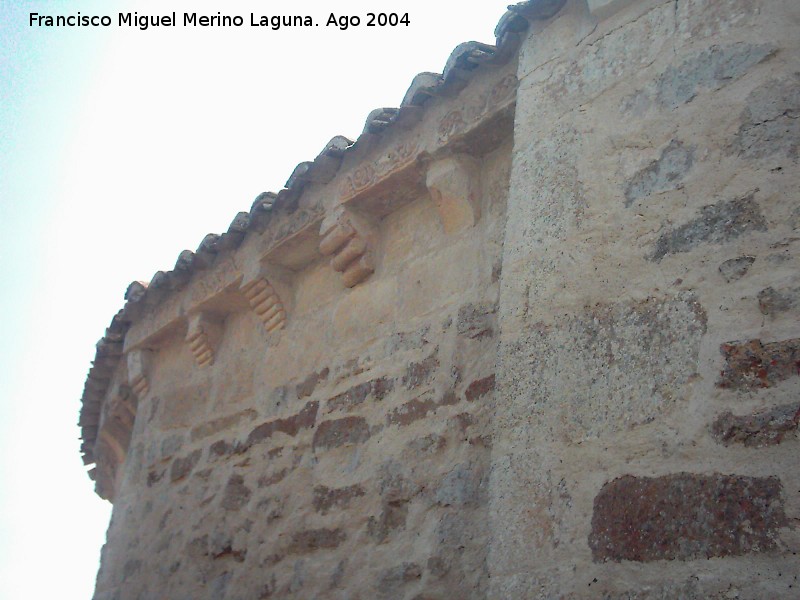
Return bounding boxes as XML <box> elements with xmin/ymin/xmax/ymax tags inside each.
<box><xmin>78</xmin><ymin>0</ymin><xmax>799</xmax><ymax>598</ymax></box>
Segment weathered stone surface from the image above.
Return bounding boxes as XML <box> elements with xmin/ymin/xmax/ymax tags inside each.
<box><xmin>434</xmin><ymin>462</ymin><xmax>485</xmax><ymax>507</ymax></box>
<box><xmin>245</xmin><ymin>401</ymin><xmax>319</xmax><ymax>447</ymax></box>
<box><xmin>711</xmin><ymin>402</ymin><xmax>800</xmax><ymax>448</ymax></box>
<box><xmin>406</xmin><ymin>433</ymin><xmax>447</xmax><ymax>455</ymax></box>
<box><xmin>378</xmin><ymin>460</ymin><xmax>422</xmax><ymax>502</ymax></box>
<box><xmin>528</xmin><ymin>2</ymin><xmax>674</xmax><ymax>116</ymax></box>
<box><xmin>367</xmin><ymin>501</ymin><xmax>409</xmax><ymax>543</ymax></box>
<box><xmin>327</xmin><ymin>381</ymin><xmax>371</xmax><ymax>412</ymax></box>
<box><xmin>312</xmin><ymin>484</ymin><xmax>365</xmax><ymax>514</ymax></box>
<box><xmin>503</xmin><ymin>296</ymin><xmax>706</xmax><ymax>442</ymax></box>
<box><xmin>376</xmin><ymin>562</ymin><xmax>422</xmax><ymax>598</ymax></box>
<box><xmin>312</xmin><ymin>416</ymin><xmax>370</xmax><ymax>451</ymax></box>
<box><xmin>402</xmin><ymin>353</ymin><xmax>439</xmax><ymax>389</ymax></box>
<box><xmin>504</xmin><ymin>123</ymin><xmax>584</xmax><ymax>249</ymax></box>
<box><xmin>426</xmin><ymin>155</ymin><xmax>481</xmax><ymax>233</ymax></box>
<box><xmin>287</xmin><ymin>529</ymin><xmax>346</xmax><ymax>555</ymax></box>
<box><xmin>296</xmin><ymin>368</ymin><xmax>329</xmax><ymax>399</ymax></box>
<box><xmin>209</xmin><ymin>439</ymin><xmax>234</xmax><ymax>459</ymax></box>
<box><xmin>589</xmin><ymin>474</ymin><xmax>788</xmax><ymax>562</ymax></box>
<box><xmin>625</xmin><ymin>140</ymin><xmax>694</xmax><ymax>206</ymax></box>
<box><xmin>650</xmin><ymin>193</ymin><xmax>767</xmax><ymax>262</ymax></box>
<box><xmin>221</xmin><ymin>474</ymin><xmax>251</xmax><ymax>511</ymax></box>
<box><xmin>465</xmin><ymin>374</ymin><xmax>495</xmax><ymax>402</ymax></box>
<box><xmin>257</xmin><ymin>468</ymin><xmax>288</xmax><ymax>488</ymax></box>
<box><xmin>731</xmin><ymin>75</ymin><xmax>800</xmax><ymax>161</ymax></box>
<box><xmin>758</xmin><ymin>285</ymin><xmax>800</xmax><ymax>317</ymax></box>
<box><xmin>719</xmin><ymin>255</ymin><xmax>755</xmax><ymax>282</ymax></box>
<box><xmin>146</xmin><ymin>467</ymin><xmax>165</xmax><ymax>487</ymax></box>
<box><xmin>676</xmin><ymin>0</ymin><xmax>762</xmax><ymax>40</ymax></box>
<box><xmin>387</xmin><ymin>394</ymin><xmax>438</xmax><ymax>427</ymax></box>
<box><xmin>190</xmin><ymin>409</ymin><xmax>256</xmax><ymax>442</ymax></box>
<box><xmin>327</xmin><ymin>377</ymin><xmax>395</xmax><ymax>412</ymax></box>
<box><xmin>718</xmin><ymin>338</ymin><xmax>800</xmax><ymax>390</ymax></box>
<box><xmin>456</xmin><ymin>302</ymin><xmax>496</xmax><ymax>340</ymax></box>
<box><xmin>655</xmin><ymin>43</ymin><xmax>775</xmax><ymax>109</ymax></box>
<box><xmin>169</xmin><ymin>449</ymin><xmax>202</xmax><ymax>482</ymax></box>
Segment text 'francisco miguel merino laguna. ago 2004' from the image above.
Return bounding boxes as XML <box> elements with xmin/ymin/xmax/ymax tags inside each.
<box><xmin>29</xmin><ymin>12</ymin><xmax>411</xmax><ymax>31</ymax></box>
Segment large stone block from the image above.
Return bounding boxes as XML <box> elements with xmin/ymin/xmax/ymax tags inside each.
<box><xmin>711</xmin><ymin>402</ymin><xmax>800</xmax><ymax>447</ymax></box>
<box><xmin>312</xmin><ymin>416</ymin><xmax>371</xmax><ymax>451</ymax></box>
<box><xmin>730</xmin><ymin>75</ymin><xmax>800</xmax><ymax>162</ymax></box>
<box><xmin>717</xmin><ymin>338</ymin><xmax>800</xmax><ymax>390</ymax></box>
<box><xmin>499</xmin><ymin>295</ymin><xmax>706</xmax><ymax>445</ymax></box>
<box><xmin>589</xmin><ymin>473</ymin><xmax>788</xmax><ymax>562</ymax></box>
<box><xmin>677</xmin><ymin>0</ymin><xmax>763</xmax><ymax>40</ymax></box>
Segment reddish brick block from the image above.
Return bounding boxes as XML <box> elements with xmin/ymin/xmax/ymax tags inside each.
<box><xmin>711</xmin><ymin>402</ymin><xmax>800</xmax><ymax>447</ymax></box>
<box><xmin>312</xmin><ymin>484</ymin><xmax>365</xmax><ymax>514</ymax></box>
<box><xmin>245</xmin><ymin>401</ymin><xmax>319</xmax><ymax>447</ymax></box>
<box><xmin>287</xmin><ymin>528</ymin><xmax>346</xmax><ymax>554</ymax></box>
<box><xmin>296</xmin><ymin>367</ymin><xmax>329</xmax><ymax>398</ymax></box>
<box><xmin>717</xmin><ymin>338</ymin><xmax>800</xmax><ymax>390</ymax></box>
<box><xmin>169</xmin><ymin>449</ymin><xmax>202</xmax><ymax>482</ymax></box>
<box><xmin>589</xmin><ymin>473</ymin><xmax>787</xmax><ymax>562</ymax></box>
<box><xmin>327</xmin><ymin>377</ymin><xmax>395</xmax><ymax>412</ymax></box>
<box><xmin>221</xmin><ymin>474</ymin><xmax>251</xmax><ymax>511</ymax></box>
<box><xmin>387</xmin><ymin>395</ymin><xmax>438</xmax><ymax>427</ymax></box>
<box><xmin>402</xmin><ymin>353</ymin><xmax>439</xmax><ymax>389</ymax></box>
<box><xmin>313</xmin><ymin>416</ymin><xmax>370</xmax><ymax>451</ymax></box>
<box><xmin>465</xmin><ymin>374</ymin><xmax>495</xmax><ymax>402</ymax></box>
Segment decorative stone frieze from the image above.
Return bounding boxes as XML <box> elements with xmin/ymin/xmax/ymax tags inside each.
<box><xmin>319</xmin><ymin>208</ymin><xmax>378</xmax><ymax>288</ymax></box>
<box><xmin>426</xmin><ymin>155</ymin><xmax>481</xmax><ymax>233</ymax></box>
<box><xmin>185</xmin><ymin>312</ymin><xmax>223</xmax><ymax>368</ymax></box>
<box><xmin>338</xmin><ymin>142</ymin><xmax>420</xmax><ymax>204</ymax></box>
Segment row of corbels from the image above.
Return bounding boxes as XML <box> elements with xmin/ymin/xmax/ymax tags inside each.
<box><xmin>80</xmin><ymin>148</ymin><xmax>488</xmax><ymax>496</ymax></box>
<box><xmin>78</xmin><ymin>145</ymin><xmax>482</xmax><ymax>469</ymax></box>
<box><xmin>109</xmin><ymin>9</ymin><xmax>540</xmax><ymax>320</ymax></box>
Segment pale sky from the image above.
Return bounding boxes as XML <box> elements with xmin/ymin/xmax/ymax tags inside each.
<box><xmin>0</xmin><ymin>1</ymin><xmax>508</xmax><ymax>597</ymax></box>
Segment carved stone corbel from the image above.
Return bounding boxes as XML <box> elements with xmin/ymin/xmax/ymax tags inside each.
<box><xmin>126</xmin><ymin>349</ymin><xmax>152</xmax><ymax>398</ymax></box>
<box><xmin>240</xmin><ymin>262</ymin><xmax>292</xmax><ymax>333</ymax></box>
<box><xmin>426</xmin><ymin>155</ymin><xmax>481</xmax><ymax>233</ymax></box>
<box><xmin>185</xmin><ymin>312</ymin><xmax>223</xmax><ymax>368</ymax></box>
<box><xmin>319</xmin><ymin>207</ymin><xmax>377</xmax><ymax>288</ymax></box>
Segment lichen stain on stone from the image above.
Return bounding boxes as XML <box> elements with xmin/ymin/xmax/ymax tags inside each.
<box><xmin>757</xmin><ymin>285</ymin><xmax>800</xmax><ymax>317</ymax></box>
<box><xmin>655</xmin><ymin>43</ymin><xmax>776</xmax><ymax>108</ymax></box>
<box><xmin>718</xmin><ymin>255</ymin><xmax>755</xmax><ymax>282</ymax></box>
<box><xmin>730</xmin><ymin>75</ymin><xmax>800</xmax><ymax>161</ymax></box>
<box><xmin>650</xmin><ymin>192</ymin><xmax>767</xmax><ymax>262</ymax></box>
<box><xmin>624</xmin><ymin>140</ymin><xmax>695</xmax><ymax>207</ymax></box>
<box><xmin>621</xmin><ymin>42</ymin><xmax>776</xmax><ymax>116</ymax></box>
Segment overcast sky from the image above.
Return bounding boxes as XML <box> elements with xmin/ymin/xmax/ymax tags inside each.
<box><xmin>0</xmin><ymin>0</ymin><xmax>509</xmax><ymax>597</ymax></box>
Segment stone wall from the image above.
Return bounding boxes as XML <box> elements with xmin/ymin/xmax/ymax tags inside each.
<box><xmin>491</xmin><ymin>0</ymin><xmax>799</xmax><ymax>597</ymax></box>
<box><xmin>91</xmin><ymin>64</ymin><xmax>513</xmax><ymax>595</ymax></box>
<box><xmin>82</xmin><ymin>1</ymin><xmax>799</xmax><ymax>598</ymax></box>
